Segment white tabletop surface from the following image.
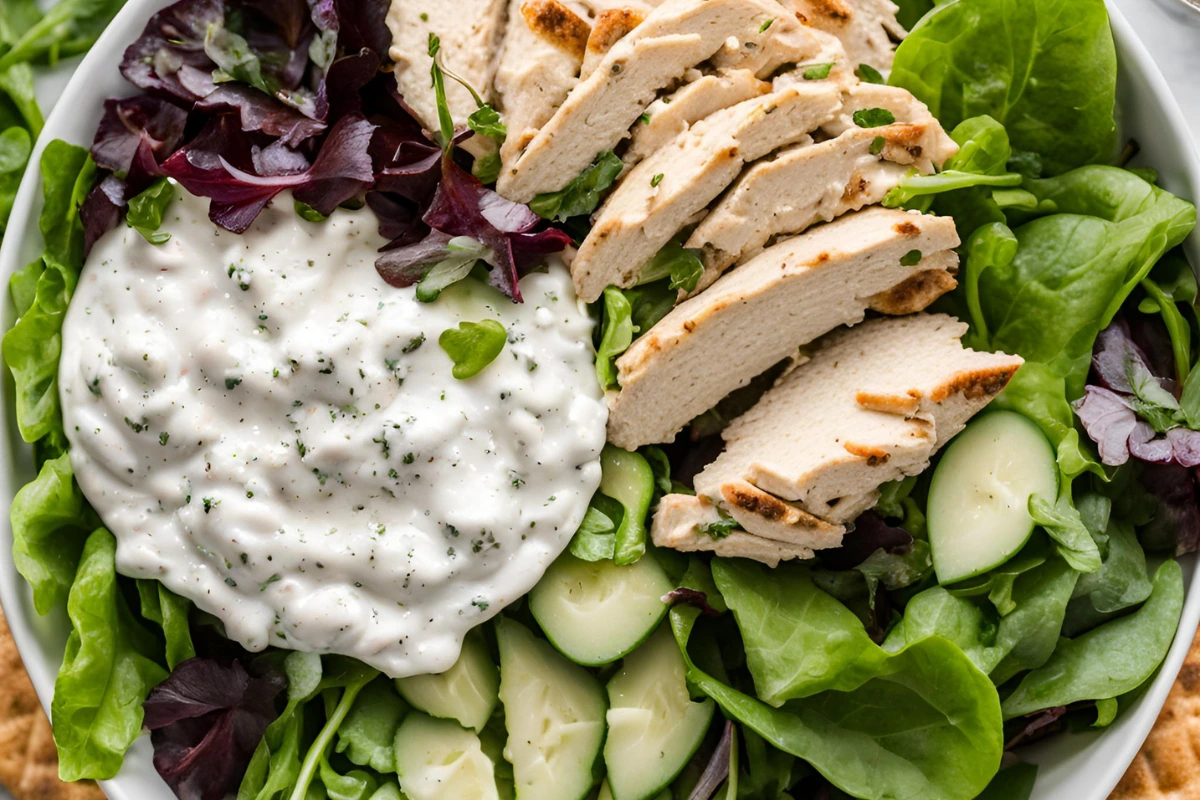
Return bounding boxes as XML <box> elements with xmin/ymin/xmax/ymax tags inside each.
<box><xmin>3</xmin><ymin>2</ymin><xmax>1198</xmax><ymax>800</ymax></box>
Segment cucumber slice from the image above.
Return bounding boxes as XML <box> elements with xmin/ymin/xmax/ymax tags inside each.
<box><xmin>393</xmin><ymin>712</ymin><xmax>499</xmax><ymax>800</ymax></box>
<box><xmin>529</xmin><ymin>552</ymin><xmax>673</xmax><ymax>666</ymax></box>
<box><xmin>396</xmin><ymin>628</ymin><xmax>499</xmax><ymax>732</ymax></box>
<box><xmin>605</xmin><ymin>625</ymin><xmax>714</xmax><ymax>800</ymax></box>
<box><xmin>600</xmin><ymin>445</ymin><xmax>655</xmax><ymax>565</ymax></box>
<box><xmin>497</xmin><ymin>617</ymin><xmax>607</xmax><ymax>800</ymax></box>
<box><xmin>927</xmin><ymin>410</ymin><xmax>1058</xmax><ymax>584</ymax></box>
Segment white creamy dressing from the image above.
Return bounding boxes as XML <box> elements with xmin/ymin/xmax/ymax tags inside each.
<box><xmin>59</xmin><ymin>189</ymin><xmax>607</xmax><ymax>676</ymax></box>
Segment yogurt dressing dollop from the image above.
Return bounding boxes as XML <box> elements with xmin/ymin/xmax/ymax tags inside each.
<box><xmin>59</xmin><ymin>189</ymin><xmax>607</xmax><ymax>676</ymax></box>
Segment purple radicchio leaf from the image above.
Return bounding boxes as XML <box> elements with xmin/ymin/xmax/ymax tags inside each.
<box><xmin>1005</xmin><ymin>706</ymin><xmax>1067</xmax><ymax>750</ymax></box>
<box><xmin>365</xmin><ymin>191</ymin><xmax>427</xmax><ymax>244</ymax></box>
<box><xmin>422</xmin><ymin>154</ymin><xmax>572</xmax><ymax>302</ymax></box>
<box><xmin>161</xmin><ymin>113</ymin><xmax>375</xmax><ymax>232</ymax></box>
<box><xmin>661</xmin><ymin>588</ymin><xmax>722</xmax><ymax>618</ymax></box>
<box><xmin>1139</xmin><ymin>462</ymin><xmax>1200</xmax><ymax>556</ymax></box>
<box><xmin>91</xmin><ymin>96</ymin><xmax>187</xmax><ymax>183</ymax></box>
<box><xmin>818</xmin><ymin>511</ymin><xmax>913</xmax><ymax>571</ymax></box>
<box><xmin>685</xmin><ymin>721</ymin><xmax>734</xmax><ymax>800</ymax></box>
<box><xmin>332</xmin><ymin>0</ymin><xmax>392</xmax><ymax>58</ymax></box>
<box><xmin>229</xmin><ymin>0</ymin><xmax>319</xmax><ymax>95</ymax></box>
<box><xmin>119</xmin><ymin>0</ymin><xmax>223</xmax><ymax>103</ymax></box>
<box><xmin>1073</xmin><ymin>386</ymin><xmax>1138</xmax><ymax>466</ymax></box>
<box><xmin>1091</xmin><ymin>318</ymin><xmax>1162</xmax><ymax>394</ymax></box>
<box><xmin>375</xmin><ymin>230</ymin><xmax>454</xmax><ymax>287</ymax></box>
<box><xmin>194</xmin><ymin>84</ymin><xmax>327</xmax><ymax>146</ymax></box>
<box><xmin>323</xmin><ymin>48</ymin><xmax>382</xmax><ymax>123</ymax></box>
<box><xmin>81</xmin><ymin>175</ymin><xmax>127</xmax><ymax>256</ymax></box>
<box><xmin>144</xmin><ymin>657</ymin><xmax>285</xmax><ymax>800</ymax></box>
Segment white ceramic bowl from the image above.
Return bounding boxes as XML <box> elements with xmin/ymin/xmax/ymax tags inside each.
<box><xmin>2</xmin><ymin>2</ymin><xmax>1199</xmax><ymax>799</ymax></box>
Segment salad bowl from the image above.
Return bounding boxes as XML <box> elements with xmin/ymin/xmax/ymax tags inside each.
<box><xmin>0</xmin><ymin>1</ymin><xmax>1198</xmax><ymax>799</ymax></box>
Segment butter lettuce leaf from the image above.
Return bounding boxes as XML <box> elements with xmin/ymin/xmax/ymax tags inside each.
<box><xmin>52</xmin><ymin>529</ymin><xmax>168</xmax><ymax>781</ymax></box>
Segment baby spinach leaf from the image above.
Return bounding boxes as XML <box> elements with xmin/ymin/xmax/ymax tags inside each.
<box><xmin>885</xmin><ymin>556</ymin><xmax>1077</xmax><ymax>685</ymax></box>
<box><xmin>1072</xmin><ymin>518</ymin><xmax>1152</xmax><ymax>615</ymax></box>
<box><xmin>889</xmin><ymin>0</ymin><xmax>1117</xmax><ymax>175</ymax></box>
<box><xmin>1029</xmin><ymin>489</ymin><xmax>1101</xmax><ymax>573</ymax></box>
<box><xmin>529</xmin><ymin>151</ymin><xmax>622</xmax><ymax>222</ymax></box>
<box><xmin>0</xmin><ymin>62</ymin><xmax>41</xmax><ymax>135</ymax></box>
<box><xmin>670</xmin><ymin>607</ymin><xmax>1003</xmax><ymax>800</ymax></box>
<box><xmin>125</xmin><ymin>177</ymin><xmax>175</xmax><ymax>245</ymax></box>
<box><xmin>638</xmin><ymin>239</ymin><xmax>705</xmax><ymax>293</ymax></box>
<box><xmin>334</xmin><ymin>677</ymin><xmax>408</xmax><ymax>773</ymax></box>
<box><xmin>438</xmin><ymin>319</ymin><xmax>506</xmax><ymax>379</ymax></box>
<box><xmin>1001</xmin><ymin>559</ymin><xmax>1183</xmax><ymax>719</ymax></box>
<box><xmin>975</xmin><ymin>761</ymin><xmax>1038</xmax><ymax>800</ymax></box>
<box><xmin>52</xmin><ymin>528</ymin><xmax>168</xmax><ymax>781</ymax></box>
<box><xmin>713</xmin><ymin>560</ymin><xmax>888</xmax><ymax>704</ymax></box>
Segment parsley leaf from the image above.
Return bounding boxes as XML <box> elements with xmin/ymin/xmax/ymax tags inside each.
<box><xmin>853</xmin><ymin>107</ymin><xmax>897</xmax><ymax>128</ymax></box>
<box><xmin>698</xmin><ymin>518</ymin><xmax>739</xmax><ymax>539</ymax></box>
<box><xmin>802</xmin><ymin>62</ymin><xmax>834</xmax><ymax>81</ymax></box>
<box><xmin>856</xmin><ymin>63</ymin><xmax>885</xmax><ymax>84</ymax></box>
<box><xmin>467</xmin><ymin>105</ymin><xmax>506</xmax><ymax>142</ymax></box>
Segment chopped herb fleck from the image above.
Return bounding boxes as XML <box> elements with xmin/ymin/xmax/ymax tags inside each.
<box><xmin>402</xmin><ymin>333</ymin><xmax>425</xmax><ymax>353</ymax></box>
<box><xmin>802</xmin><ymin>62</ymin><xmax>834</xmax><ymax>80</ymax></box>
<box><xmin>759</xmin><ymin>18</ymin><xmax>775</xmax><ymax>31</ymax></box>
<box><xmin>651</xmin><ymin>173</ymin><xmax>664</xmax><ymax>187</ymax></box>
<box><xmin>870</xmin><ymin>135</ymin><xmax>886</xmax><ymax>156</ymax></box>
<box><xmin>852</xmin><ymin>107</ymin><xmax>897</xmax><ymax>128</ymax></box>
<box><xmin>856</xmin><ymin>63</ymin><xmax>885</xmax><ymax>84</ymax></box>
<box><xmin>225</xmin><ymin>377</ymin><xmax>242</xmax><ymax>390</ymax></box>
<box><xmin>698</xmin><ymin>518</ymin><xmax>739</xmax><ymax>539</ymax></box>
<box><xmin>124</xmin><ymin>417</ymin><xmax>145</xmax><ymax>433</ymax></box>
<box><xmin>159</xmin><ymin>431</ymin><xmax>170</xmax><ymax>446</ymax></box>
<box><xmin>900</xmin><ymin>249</ymin><xmax>923</xmax><ymax>266</ymax></box>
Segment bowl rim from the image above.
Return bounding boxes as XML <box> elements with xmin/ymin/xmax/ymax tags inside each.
<box><xmin>1</xmin><ymin>2</ymin><xmax>1198</xmax><ymax>799</ymax></box>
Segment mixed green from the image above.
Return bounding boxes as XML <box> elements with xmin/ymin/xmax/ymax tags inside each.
<box><xmin>3</xmin><ymin>0</ymin><xmax>1200</xmax><ymax>799</ymax></box>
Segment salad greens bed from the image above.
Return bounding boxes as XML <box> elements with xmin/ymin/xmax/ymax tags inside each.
<box><xmin>2</xmin><ymin>0</ymin><xmax>1200</xmax><ymax>799</ymax></box>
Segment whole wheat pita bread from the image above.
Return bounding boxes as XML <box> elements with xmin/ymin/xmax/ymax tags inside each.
<box><xmin>0</xmin><ymin>602</ymin><xmax>103</xmax><ymax>800</ymax></box>
<box><xmin>1111</xmin><ymin>625</ymin><xmax>1200</xmax><ymax>799</ymax></box>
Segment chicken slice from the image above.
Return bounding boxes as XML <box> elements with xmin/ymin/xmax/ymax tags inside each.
<box><xmin>695</xmin><ymin>314</ymin><xmax>1023</xmax><ymax>543</ymax></box>
<box><xmin>387</xmin><ymin>0</ymin><xmax>508</xmax><ymax>140</ymax></box>
<box><xmin>606</xmin><ymin>207</ymin><xmax>960</xmax><ymax>449</ymax></box>
<box><xmin>495</xmin><ymin>0</ymin><xmax>592</xmax><ymax>173</ymax></box>
<box><xmin>685</xmin><ymin>108</ymin><xmax>957</xmax><ymax>293</ymax></box>
<box><xmin>622</xmin><ymin>69</ymin><xmax>771</xmax><ymax>171</ymax></box>
<box><xmin>651</xmin><ymin>494</ymin><xmax>826</xmax><ymax>567</ymax></box>
<box><xmin>571</xmin><ymin>82</ymin><xmax>843</xmax><ymax>302</ymax></box>
<box><xmin>786</xmin><ymin>0</ymin><xmax>906</xmax><ymax>71</ymax></box>
<box><xmin>580</xmin><ymin>8</ymin><xmax>647</xmax><ymax>78</ymax></box>
<box><xmin>496</xmin><ymin>0</ymin><xmax>833</xmax><ymax>203</ymax></box>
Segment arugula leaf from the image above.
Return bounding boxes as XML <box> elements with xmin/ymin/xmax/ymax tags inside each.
<box><xmin>670</xmin><ymin>606</ymin><xmax>1003</xmax><ymax>800</ymax></box>
<box><xmin>530</xmin><ymin>151</ymin><xmax>623</xmax><ymax>222</ymax></box>
<box><xmin>439</xmin><ymin>319</ymin><xmax>507</xmax><ymax>379</ymax></box>
<box><xmin>125</xmin><ymin>177</ymin><xmax>175</xmax><ymax>244</ymax></box>
<box><xmin>52</xmin><ymin>529</ymin><xmax>168</xmax><ymax>780</ymax></box>
<box><xmin>1001</xmin><ymin>559</ymin><xmax>1183</xmax><ymax>719</ymax></box>
<box><xmin>889</xmin><ymin>0</ymin><xmax>1117</xmax><ymax>175</ymax></box>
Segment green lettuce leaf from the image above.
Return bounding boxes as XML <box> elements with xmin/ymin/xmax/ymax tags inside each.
<box><xmin>889</xmin><ymin>0</ymin><xmax>1117</xmax><ymax>176</ymax></box>
<box><xmin>1001</xmin><ymin>559</ymin><xmax>1183</xmax><ymax>719</ymax></box>
<box><xmin>530</xmin><ymin>151</ymin><xmax>622</xmax><ymax>222</ymax></box>
<box><xmin>670</xmin><ymin>606</ymin><xmax>1003</xmax><ymax>800</ymax></box>
<box><xmin>334</xmin><ymin>676</ymin><xmax>408</xmax><ymax>773</ymax></box>
<box><xmin>51</xmin><ymin>528</ymin><xmax>168</xmax><ymax>780</ymax></box>
<box><xmin>10</xmin><ymin>452</ymin><xmax>98</xmax><ymax>614</ymax></box>
<box><xmin>136</xmin><ymin>579</ymin><xmax>196</xmax><ymax>670</ymax></box>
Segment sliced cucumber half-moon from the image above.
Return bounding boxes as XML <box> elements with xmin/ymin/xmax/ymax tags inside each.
<box><xmin>927</xmin><ymin>410</ymin><xmax>1058</xmax><ymax>585</ymax></box>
